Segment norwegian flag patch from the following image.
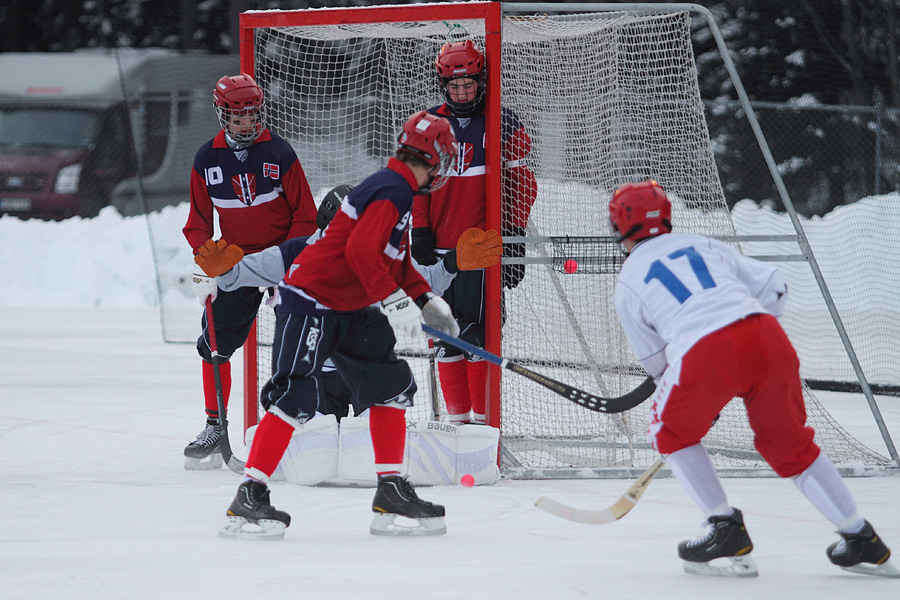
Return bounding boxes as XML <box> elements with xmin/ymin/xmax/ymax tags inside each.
<box><xmin>263</xmin><ymin>162</ymin><xmax>280</xmax><ymax>179</ymax></box>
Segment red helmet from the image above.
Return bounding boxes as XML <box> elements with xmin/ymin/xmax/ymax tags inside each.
<box><xmin>397</xmin><ymin>111</ymin><xmax>459</xmax><ymax>192</ymax></box>
<box><xmin>609</xmin><ymin>180</ymin><xmax>672</xmax><ymax>242</ymax></box>
<box><xmin>213</xmin><ymin>74</ymin><xmax>264</xmax><ymax>145</ymax></box>
<box><xmin>435</xmin><ymin>40</ymin><xmax>485</xmax><ymax>117</ymax></box>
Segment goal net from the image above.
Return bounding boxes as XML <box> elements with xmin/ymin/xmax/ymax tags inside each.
<box><xmin>241</xmin><ymin>3</ymin><xmax>892</xmax><ymax>477</ymax></box>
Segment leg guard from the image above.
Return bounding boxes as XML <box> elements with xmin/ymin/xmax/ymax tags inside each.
<box><xmin>336</xmin><ymin>417</ymin><xmax>501</xmax><ymax>487</ymax></box>
<box><xmin>245</xmin><ymin>414</ymin><xmax>339</xmax><ymax>485</ymax></box>
<box><xmin>406</xmin><ymin>420</ymin><xmax>500</xmax><ymax>486</ymax></box>
<box><xmin>337</xmin><ymin>415</ymin><xmax>379</xmax><ymax>486</ymax></box>
<box><xmin>279</xmin><ymin>414</ymin><xmax>339</xmax><ymax>485</ymax></box>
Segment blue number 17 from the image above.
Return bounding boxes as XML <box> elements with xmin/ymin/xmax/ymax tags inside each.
<box><xmin>644</xmin><ymin>246</ymin><xmax>716</xmax><ymax>304</ymax></box>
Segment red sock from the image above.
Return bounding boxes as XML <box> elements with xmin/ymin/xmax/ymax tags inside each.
<box><xmin>202</xmin><ymin>360</ymin><xmax>231</xmax><ymax>420</ymax></box>
<box><xmin>467</xmin><ymin>360</ymin><xmax>488</xmax><ymax>423</ymax></box>
<box><xmin>438</xmin><ymin>357</ymin><xmax>470</xmax><ymax>420</ymax></box>
<box><xmin>369</xmin><ymin>405</ymin><xmax>406</xmax><ymax>476</ymax></box>
<box><xmin>245</xmin><ymin>412</ymin><xmax>294</xmax><ymax>478</ymax></box>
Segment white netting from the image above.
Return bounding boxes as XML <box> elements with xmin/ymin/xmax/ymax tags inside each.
<box><xmin>245</xmin><ymin>8</ymin><xmax>890</xmax><ymax>476</ymax></box>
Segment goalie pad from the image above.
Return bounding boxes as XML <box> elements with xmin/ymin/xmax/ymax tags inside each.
<box><xmin>336</xmin><ymin>415</ymin><xmax>379</xmax><ymax>486</ymax></box>
<box><xmin>245</xmin><ymin>414</ymin><xmax>339</xmax><ymax>485</ymax></box>
<box><xmin>406</xmin><ymin>421</ymin><xmax>500</xmax><ymax>486</ymax></box>
<box><xmin>336</xmin><ymin>416</ymin><xmax>500</xmax><ymax>486</ymax></box>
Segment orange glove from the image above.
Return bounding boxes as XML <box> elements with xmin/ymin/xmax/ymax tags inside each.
<box><xmin>194</xmin><ymin>239</ymin><xmax>244</xmax><ymax>277</ymax></box>
<box><xmin>456</xmin><ymin>228</ymin><xmax>503</xmax><ymax>271</ymax></box>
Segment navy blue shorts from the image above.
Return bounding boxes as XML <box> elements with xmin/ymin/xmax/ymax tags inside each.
<box><xmin>196</xmin><ymin>286</ymin><xmax>266</xmax><ymax>362</ymax></box>
<box><xmin>260</xmin><ymin>308</ymin><xmax>417</xmax><ymax>422</ymax></box>
<box><xmin>435</xmin><ymin>269</ymin><xmax>486</xmax><ymax>359</ymax></box>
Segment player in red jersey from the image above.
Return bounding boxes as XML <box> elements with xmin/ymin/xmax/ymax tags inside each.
<box><xmin>410</xmin><ymin>39</ymin><xmax>538</xmax><ymax>425</ymax></box>
<box><xmin>183</xmin><ymin>74</ymin><xmax>317</xmax><ymax>469</ymax></box>
<box><xmin>218</xmin><ymin>111</ymin><xmax>461</xmax><ymax>539</ymax></box>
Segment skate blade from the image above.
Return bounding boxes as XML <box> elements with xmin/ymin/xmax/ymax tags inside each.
<box><xmin>683</xmin><ymin>555</ymin><xmax>759</xmax><ymax>578</ymax></box>
<box><xmin>840</xmin><ymin>559</ymin><xmax>900</xmax><ymax>578</ymax></box>
<box><xmin>218</xmin><ymin>515</ymin><xmax>286</xmax><ymax>541</ymax></box>
<box><xmin>369</xmin><ymin>513</ymin><xmax>446</xmax><ymax>536</ymax></box>
<box><xmin>184</xmin><ymin>452</ymin><xmax>224</xmax><ymax>470</ymax></box>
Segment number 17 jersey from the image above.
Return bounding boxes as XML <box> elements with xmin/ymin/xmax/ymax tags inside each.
<box><xmin>614</xmin><ymin>233</ymin><xmax>786</xmax><ymax>378</ymax></box>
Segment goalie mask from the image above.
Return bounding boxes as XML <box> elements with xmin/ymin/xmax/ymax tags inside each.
<box><xmin>317</xmin><ymin>184</ymin><xmax>353</xmax><ymax>230</ymax></box>
<box><xmin>213</xmin><ymin>74</ymin><xmax>264</xmax><ymax>146</ymax></box>
<box><xmin>608</xmin><ymin>180</ymin><xmax>672</xmax><ymax>243</ymax></box>
<box><xmin>436</xmin><ymin>40</ymin><xmax>486</xmax><ymax>118</ymax></box>
<box><xmin>397</xmin><ymin>111</ymin><xmax>458</xmax><ymax>193</ymax></box>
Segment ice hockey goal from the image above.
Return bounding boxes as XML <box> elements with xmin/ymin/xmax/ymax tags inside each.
<box><xmin>239</xmin><ymin>2</ymin><xmax>894</xmax><ymax>477</ymax></box>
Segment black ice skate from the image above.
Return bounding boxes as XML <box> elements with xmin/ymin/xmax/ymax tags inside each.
<box><xmin>370</xmin><ymin>475</ymin><xmax>446</xmax><ymax>536</ymax></box>
<box><xmin>678</xmin><ymin>508</ymin><xmax>758</xmax><ymax>577</ymax></box>
<box><xmin>184</xmin><ymin>420</ymin><xmax>223</xmax><ymax>470</ymax></box>
<box><xmin>218</xmin><ymin>480</ymin><xmax>291</xmax><ymax>540</ymax></box>
<box><xmin>827</xmin><ymin>520</ymin><xmax>899</xmax><ymax>578</ymax></box>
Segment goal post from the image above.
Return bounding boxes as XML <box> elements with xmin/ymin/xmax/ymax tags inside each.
<box><xmin>238</xmin><ymin>2</ymin><xmax>897</xmax><ymax>477</ymax></box>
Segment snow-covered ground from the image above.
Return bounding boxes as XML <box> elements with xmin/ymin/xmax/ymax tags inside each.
<box><xmin>1</xmin><ymin>201</ymin><xmax>899</xmax><ymax>598</ymax></box>
<box><xmin>1</xmin><ymin>307</ymin><xmax>898</xmax><ymax>599</ymax></box>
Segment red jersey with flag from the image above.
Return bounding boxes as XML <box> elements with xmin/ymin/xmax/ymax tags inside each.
<box><xmin>278</xmin><ymin>158</ymin><xmax>431</xmax><ymax>314</ymax></box>
<box><xmin>183</xmin><ymin>129</ymin><xmax>317</xmax><ymax>254</ymax></box>
<box><xmin>411</xmin><ymin>103</ymin><xmax>537</xmax><ymax>249</ymax></box>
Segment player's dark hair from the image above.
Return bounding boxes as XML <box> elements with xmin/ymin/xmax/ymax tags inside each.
<box><xmin>395</xmin><ymin>150</ymin><xmax>432</xmax><ymax>170</ymax></box>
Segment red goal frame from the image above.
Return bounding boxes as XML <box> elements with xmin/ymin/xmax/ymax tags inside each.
<box><xmin>238</xmin><ymin>2</ymin><xmax>505</xmax><ymax>431</ymax></box>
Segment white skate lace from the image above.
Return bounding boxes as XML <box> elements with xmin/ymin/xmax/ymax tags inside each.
<box><xmin>684</xmin><ymin>521</ymin><xmax>716</xmax><ymax>548</ymax></box>
<box><xmin>193</xmin><ymin>423</ymin><xmax>220</xmax><ymax>446</ymax></box>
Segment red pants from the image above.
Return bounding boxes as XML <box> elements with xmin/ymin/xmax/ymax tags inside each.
<box><xmin>648</xmin><ymin>313</ymin><xmax>819</xmax><ymax>477</ymax></box>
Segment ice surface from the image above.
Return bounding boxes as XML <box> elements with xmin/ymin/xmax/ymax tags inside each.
<box><xmin>1</xmin><ymin>307</ymin><xmax>898</xmax><ymax>600</ymax></box>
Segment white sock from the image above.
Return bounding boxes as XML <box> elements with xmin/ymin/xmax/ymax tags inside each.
<box><xmin>792</xmin><ymin>452</ymin><xmax>864</xmax><ymax>533</ymax></box>
<box><xmin>667</xmin><ymin>443</ymin><xmax>731</xmax><ymax>518</ymax></box>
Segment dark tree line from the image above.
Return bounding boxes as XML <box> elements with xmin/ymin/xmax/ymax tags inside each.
<box><xmin>4</xmin><ymin>0</ymin><xmax>896</xmax><ymax>109</ymax></box>
<box><xmin>3</xmin><ymin>0</ymin><xmax>896</xmax><ymax>108</ymax></box>
<box><xmin>2</xmin><ymin>0</ymin><xmax>898</xmax><ymax>212</ymax></box>
<box><xmin>0</xmin><ymin>0</ymin><xmax>412</xmax><ymax>53</ymax></box>
<box><xmin>693</xmin><ymin>1</ymin><xmax>900</xmax><ymax>212</ymax></box>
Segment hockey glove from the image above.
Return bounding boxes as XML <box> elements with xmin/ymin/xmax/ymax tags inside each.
<box><xmin>457</xmin><ymin>227</ymin><xmax>503</xmax><ymax>271</ymax></box>
<box><xmin>191</xmin><ymin>265</ymin><xmax>218</xmax><ymax>305</ymax></box>
<box><xmin>502</xmin><ymin>226</ymin><xmax>527</xmax><ymax>288</ymax></box>
<box><xmin>416</xmin><ymin>292</ymin><xmax>460</xmax><ymax>337</ymax></box>
<box><xmin>195</xmin><ymin>239</ymin><xmax>244</xmax><ymax>277</ymax></box>
<box><xmin>411</xmin><ymin>227</ymin><xmax>439</xmax><ymax>266</ymax></box>
<box><xmin>442</xmin><ymin>249</ymin><xmax>460</xmax><ymax>274</ymax></box>
<box><xmin>379</xmin><ymin>288</ymin><xmax>423</xmax><ymax>337</ymax></box>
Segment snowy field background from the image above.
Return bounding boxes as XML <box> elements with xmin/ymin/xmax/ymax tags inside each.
<box><xmin>1</xmin><ymin>202</ymin><xmax>899</xmax><ymax>599</ymax></box>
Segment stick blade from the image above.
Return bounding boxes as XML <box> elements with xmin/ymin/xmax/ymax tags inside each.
<box><xmin>535</xmin><ymin>495</ymin><xmax>630</xmax><ymax>524</ymax></box>
<box><xmin>534</xmin><ymin>459</ymin><xmax>665</xmax><ymax>525</ymax></box>
<box><xmin>596</xmin><ymin>377</ymin><xmax>657</xmax><ymax>413</ymax></box>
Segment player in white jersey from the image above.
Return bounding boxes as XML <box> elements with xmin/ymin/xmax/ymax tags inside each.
<box><xmin>610</xmin><ymin>180</ymin><xmax>896</xmax><ymax>578</ymax></box>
